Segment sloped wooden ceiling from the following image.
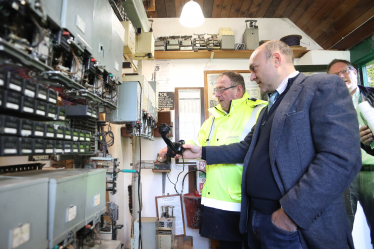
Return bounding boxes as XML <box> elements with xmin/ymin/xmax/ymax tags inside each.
<box><xmin>147</xmin><ymin>0</ymin><xmax>374</xmax><ymax>50</ymax></box>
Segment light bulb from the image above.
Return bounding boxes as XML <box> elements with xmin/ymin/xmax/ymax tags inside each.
<box><xmin>180</xmin><ymin>1</ymin><xmax>204</xmax><ymax>28</ymax></box>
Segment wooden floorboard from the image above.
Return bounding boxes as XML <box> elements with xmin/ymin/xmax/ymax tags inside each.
<box><xmin>295</xmin><ymin>0</ymin><xmax>326</xmax><ymax>28</ymax></box>
<box><xmin>165</xmin><ymin>0</ymin><xmax>177</xmax><ymax>17</ymax></box>
<box><xmin>211</xmin><ymin>0</ymin><xmax>224</xmax><ymax>17</ymax></box>
<box><xmin>255</xmin><ymin>0</ymin><xmax>273</xmax><ymax>17</ymax></box>
<box><xmin>272</xmin><ymin>0</ymin><xmax>294</xmax><ymax>17</ymax></box>
<box><xmin>264</xmin><ymin>0</ymin><xmax>283</xmax><ymax>18</ymax></box>
<box><xmin>238</xmin><ymin>0</ymin><xmax>253</xmax><ymax>17</ymax></box>
<box><xmin>289</xmin><ymin>0</ymin><xmax>315</xmax><ymax>23</ymax></box>
<box><xmin>247</xmin><ymin>0</ymin><xmax>262</xmax><ymax>18</ymax></box>
<box><xmin>229</xmin><ymin>0</ymin><xmax>244</xmax><ymax>17</ymax></box>
<box><xmin>304</xmin><ymin>0</ymin><xmax>347</xmax><ymax>38</ymax></box>
<box><xmin>316</xmin><ymin>0</ymin><xmax>374</xmax><ymax>47</ymax></box>
<box><xmin>203</xmin><ymin>0</ymin><xmax>215</xmax><ymax>17</ymax></box>
<box><xmin>331</xmin><ymin>16</ymin><xmax>374</xmax><ymax>50</ymax></box>
<box><xmin>320</xmin><ymin>5</ymin><xmax>374</xmax><ymax>49</ymax></box>
<box><xmin>308</xmin><ymin>0</ymin><xmax>360</xmax><ymax>40</ymax></box>
<box><xmin>156</xmin><ymin>0</ymin><xmax>168</xmax><ymax>17</ymax></box>
<box><xmin>281</xmin><ymin>0</ymin><xmax>302</xmax><ymax>17</ymax></box>
<box><xmin>220</xmin><ymin>0</ymin><xmax>234</xmax><ymax>17</ymax></box>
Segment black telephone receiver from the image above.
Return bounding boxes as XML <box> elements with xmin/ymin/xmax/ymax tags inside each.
<box><xmin>158</xmin><ymin>123</ymin><xmax>185</xmax><ymax>157</ymax></box>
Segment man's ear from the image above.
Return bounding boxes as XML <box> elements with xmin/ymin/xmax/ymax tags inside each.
<box><xmin>236</xmin><ymin>85</ymin><xmax>243</xmax><ymax>97</ymax></box>
<box><xmin>273</xmin><ymin>52</ymin><xmax>281</xmax><ymax>68</ymax></box>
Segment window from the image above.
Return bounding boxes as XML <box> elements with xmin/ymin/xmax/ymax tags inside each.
<box><xmin>365</xmin><ymin>59</ymin><xmax>374</xmax><ymax>87</ymax></box>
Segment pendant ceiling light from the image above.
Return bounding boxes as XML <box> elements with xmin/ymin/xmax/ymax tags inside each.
<box><xmin>180</xmin><ymin>0</ymin><xmax>205</xmax><ymax>28</ymax></box>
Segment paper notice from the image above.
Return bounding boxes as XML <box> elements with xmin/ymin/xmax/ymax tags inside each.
<box><xmin>356</xmin><ymin>101</ymin><xmax>374</xmax><ymax>149</ymax></box>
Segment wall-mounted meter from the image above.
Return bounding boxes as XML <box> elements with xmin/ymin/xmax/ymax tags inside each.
<box><xmin>122</xmin><ymin>21</ymin><xmax>136</xmax><ymax>56</ymax></box>
<box><xmin>243</xmin><ymin>20</ymin><xmax>259</xmax><ymax>50</ymax></box>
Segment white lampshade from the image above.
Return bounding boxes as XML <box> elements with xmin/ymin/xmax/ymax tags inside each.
<box><xmin>179</xmin><ymin>0</ymin><xmax>204</xmax><ymax>28</ymax></box>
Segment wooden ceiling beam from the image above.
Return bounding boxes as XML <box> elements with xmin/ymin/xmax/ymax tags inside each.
<box><xmin>238</xmin><ymin>0</ymin><xmax>252</xmax><ymax>17</ymax></box>
<box><xmin>295</xmin><ymin>0</ymin><xmax>326</xmax><ymax>28</ymax></box>
<box><xmin>280</xmin><ymin>0</ymin><xmax>301</xmax><ymax>17</ymax></box>
<box><xmin>316</xmin><ymin>0</ymin><xmax>374</xmax><ymax>46</ymax></box>
<box><xmin>255</xmin><ymin>0</ymin><xmax>273</xmax><ymax>17</ymax></box>
<box><xmin>304</xmin><ymin>0</ymin><xmax>348</xmax><ymax>39</ymax></box>
<box><xmin>229</xmin><ymin>0</ymin><xmax>244</xmax><ymax>17</ymax></box>
<box><xmin>247</xmin><ymin>0</ymin><xmax>262</xmax><ymax>18</ymax></box>
<box><xmin>220</xmin><ymin>0</ymin><xmax>235</xmax><ymax>17</ymax></box>
<box><xmin>264</xmin><ymin>0</ymin><xmax>283</xmax><ymax>18</ymax></box>
<box><xmin>308</xmin><ymin>0</ymin><xmax>360</xmax><ymax>40</ymax></box>
<box><xmin>272</xmin><ymin>0</ymin><xmax>294</xmax><ymax>18</ymax></box>
<box><xmin>320</xmin><ymin>5</ymin><xmax>374</xmax><ymax>49</ymax></box>
<box><xmin>211</xmin><ymin>0</ymin><xmax>224</xmax><ymax>17</ymax></box>
<box><xmin>289</xmin><ymin>0</ymin><xmax>314</xmax><ymax>24</ymax></box>
<box><xmin>331</xmin><ymin>16</ymin><xmax>374</xmax><ymax>50</ymax></box>
<box><xmin>155</xmin><ymin>0</ymin><xmax>167</xmax><ymax>17</ymax></box>
<box><xmin>203</xmin><ymin>0</ymin><xmax>215</xmax><ymax>17</ymax></box>
<box><xmin>175</xmin><ymin>0</ymin><xmax>184</xmax><ymax>17</ymax></box>
<box><xmin>165</xmin><ymin>0</ymin><xmax>177</xmax><ymax>17</ymax></box>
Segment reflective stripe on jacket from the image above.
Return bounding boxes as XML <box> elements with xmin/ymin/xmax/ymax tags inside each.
<box><xmin>191</xmin><ymin>92</ymin><xmax>267</xmax><ymax>212</ymax></box>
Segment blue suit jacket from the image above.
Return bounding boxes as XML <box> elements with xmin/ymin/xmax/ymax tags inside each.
<box><xmin>205</xmin><ymin>73</ymin><xmax>361</xmax><ymax>249</ymax></box>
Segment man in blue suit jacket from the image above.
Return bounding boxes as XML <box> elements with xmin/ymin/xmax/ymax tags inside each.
<box><xmin>177</xmin><ymin>40</ymin><xmax>361</xmax><ymax>249</ymax></box>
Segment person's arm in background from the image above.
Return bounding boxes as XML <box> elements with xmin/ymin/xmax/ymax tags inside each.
<box><xmin>360</xmin><ymin>125</ymin><xmax>374</xmax><ymax>155</ymax></box>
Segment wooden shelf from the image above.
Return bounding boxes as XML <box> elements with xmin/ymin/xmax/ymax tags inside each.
<box><xmin>154</xmin><ymin>48</ymin><xmax>309</xmax><ymax>60</ymax></box>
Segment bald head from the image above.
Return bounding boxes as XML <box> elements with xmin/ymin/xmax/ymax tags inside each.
<box><xmin>249</xmin><ymin>40</ymin><xmax>296</xmax><ymax>93</ymax></box>
<box><xmin>263</xmin><ymin>40</ymin><xmax>294</xmax><ymax>64</ymax></box>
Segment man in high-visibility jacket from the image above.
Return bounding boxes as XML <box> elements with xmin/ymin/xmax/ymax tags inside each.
<box><xmin>159</xmin><ymin>71</ymin><xmax>267</xmax><ymax>248</ymax></box>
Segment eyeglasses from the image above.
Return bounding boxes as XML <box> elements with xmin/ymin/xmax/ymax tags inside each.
<box><xmin>332</xmin><ymin>68</ymin><xmax>351</xmax><ymax>76</ymax></box>
<box><xmin>216</xmin><ymin>85</ymin><xmax>237</xmax><ymax>94</ymax></box>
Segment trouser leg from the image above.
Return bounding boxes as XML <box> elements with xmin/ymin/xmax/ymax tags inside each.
<box><xmin>358</xmin><ymin>171</ymin><xmax>374</xmax><ymax>230</ymax></box>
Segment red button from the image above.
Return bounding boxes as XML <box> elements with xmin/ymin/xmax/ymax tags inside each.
<box><xmin>62</xmin><ymin>31</ymin><xmax>70</xmax><ymax>36</ymax></box>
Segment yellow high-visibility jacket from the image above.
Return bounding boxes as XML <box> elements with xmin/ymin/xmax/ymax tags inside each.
<box><xmin>191</xmin><ymin>92</ymin><xmax>267</xmax><ymax>212</ymax></box>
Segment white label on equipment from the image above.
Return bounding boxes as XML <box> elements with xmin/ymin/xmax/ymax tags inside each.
<box><xmin>46</xmin><ymin>133</ymin><xmax>54</xmax><ymax>138</ymax></box>
<box><xmin>38</xmin><ymin>93</ymin><xmax>46</xmax><ymax>100</ymax></box>
<box><xmin>6</xmin><ymin>103</ymin><xmax>19</xmax><ymax>110</ymax></box>
<box><xmin>65</xmin><ymin>149</ymin><xmax>71</xmax><ymax>153</ymax></box>
<box><xmin>36</xmin><ymin>110</ymin><xmax>45</xmax><ymax>116</ymax></box>
<box><xmin>9</xmin><ymin>83</ymin><xmax>21</xmax><ymax>91</ymax></box>
<box><xmin>34</xmin><ymin>131</ymin><xmax>44</xmax><ymax>136</ymax></box>
<box><xmin>87</xmin><ymin>112</ymin><xmax>92</xmax><ymax>116</ymax></box>
<box><xmin>11</xmin><ymin>223</ymin><xmax>30</xmax><ymax>248</ymax></box>
<box><xmin>49</xmin><ymin>98</ymin><xmax>57</xmax><ymax>103</ymax></box>
<box><xmin>4</xmin><ymin>128</ymin><xmax>17</xmax><ymax>134</ymax></box>
<box><xmin>21</xmin><ymin>130</ymin><xmax>32</xmax><ymax>136</ymax></box>
<box><xmin>4</xmin><ymin>149</ymin><xmax>17</xmax><ymax>154</ymax></box>
<box><xmin>56</xmin><ymin>149</ymin><xmax>63</xmax><ymax>153</ymax></box>
<box><xmin>0</xmin><ymin>79</ymin><xmax>3</xmax><ymax>86</ymax></box>
<box><xmin>59</xmin><ymin>116</ymin><xmax>66</xmax><ymax>120</ymax></box>
<box><xmin>65</xmin><ymin>135</ymin><xmax>71</xmax><ymax>139</ymax></box>
<box><xmin>73</xmin><ymin>149</ymin><xmax>78</xmax><ymax>153</ymax></box>
<box><xmin>48</xmin><ymin>113</ymin><xmax>56</xmax><ymax>118</ymax></box>
<box><xmin>23</xmin><ymin>107</ymin><xmax>33</xmax><ymax>113</ymax></box>
<box><xmin>94</xmin><ymin>194</ymin><xmax>100</xmax><ymax>206</ymax></box>
<box><xmin>86</xmin><ymin>138</ymin><xmax>90</xmax><ymax>141</ymax></box>
<box><xmin>67</xmin><ymin>205</ymin><xmax>77</xmax><ymax>222</ymax></box>
<box><xmin>46</xmin><ymin>149</ymin><xmax>53</xmax><ymax>153</ymax></box>
<box><xmin>57</xmin><ymin>134</ymin><xmax>63</xmax><ymax>138</ymax></box>
<box><xmin>35</xmin><ymin>149</ymin><xmax>44</xmax><ymax>153</ymax></box>
<box><xmin>80</xmin><ymin>149</ymin><xmax>85</xmax><ymax>153</ymax></box>
<box><xmin>76</xmin><ymin>15</ymin><xmax>86</xmax><ymax>33</ymax></box>
<box><xmin>22</xmin><ymin>149</ymin><xmax>32</xmax><ymax>154</ymax></box>
<box><xmin>73</xmin><ymin>136</ymin><xmax>78</xmax><ymax>141</ymax></box>
<box><xmin>25</xmin><ymin>89</ymin><xmax>35</xmax><ymax>98</ymax></box>
<box><xmin>114</xmin><ymin>61</ymin><xmax>119</xmax><ymax>71</ymax></box>
<box><xmin>79</xmin><ymin>137</ymin><xmax>84</xmax><ymax>141</ymax></box>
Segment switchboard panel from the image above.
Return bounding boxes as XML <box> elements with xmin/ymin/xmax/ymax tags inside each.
<box><xmin>0</xmin><ymin>177</ymin><xmax>49</xmax><ymax>249</ymax></box>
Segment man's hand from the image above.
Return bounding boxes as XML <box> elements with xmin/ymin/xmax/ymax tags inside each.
<box><xmin>271</xmin><ymin>208</ymin><xmax>297</xmax><ymax>232</ymax></box>
<box><xmin>158</xmin><ymin>147</ymin><xmax>168</xmax><ymax>161</ymax></box>
<box><xmin>175</xmin><ymin>144</ymin><xmax>202</xmax><ymax>159</ymax></box>
<box><xmin>360</xmin><ymin>125</ymin><xmax>374</xmax><ymax>146</ymax></box>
